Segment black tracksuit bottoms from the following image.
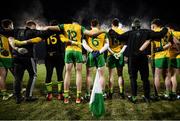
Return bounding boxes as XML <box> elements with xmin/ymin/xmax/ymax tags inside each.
<box><xmin>45</xmin><ymin>55</ymin><xmax>65</xmax><ymax>83</ymax></box>
<box><xmin>128</xmin><ymin>55</ymin><xmax>150</xmax><ymax>98</ymax></box>
<box><xmin>13</xmin><ymin>57</ymin><xmax>37</xmax><ymax>98</ymax></box>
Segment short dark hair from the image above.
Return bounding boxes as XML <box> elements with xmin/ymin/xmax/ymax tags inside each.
<box><xmin>26</xmin><ymin>20</ymin><xmax>36</xmax><ymax>27</ymax></box>
<box><xmin>1</xmin><ymin>19</ymin><xmax>13</xmax><ymax>29</ymax></box>
<box><xmin>49</xmin><ymin>20</ymin><xmax>59</xmax><ymax>26</ymax></box>
<box><xmin>91</xmin><ymin>19</ymin><xmax>99</xmax><ymax>27</ymax></box>
<box><xmin>151</xmin><ymin>19</ymin><xmax>162</xmax><ymax>27</ymax></box>
<box><xmin>112</xmin><ymin>18</ymin><xmax>119</xmax><ymax>26</ymax></box>
<box><xmin>131</xmin><ymin>18</ymin><xmax>141</xmax><ymax>29</ymax></box>
<box><xmin>70</xmin><ymin>16</ymin><xmax>79</xmax><ymax>23</ymax></box>
<box><xmin>165</xmin><ymin>23</ymin><xmax>175</xmax><ymax>30</ymax></box>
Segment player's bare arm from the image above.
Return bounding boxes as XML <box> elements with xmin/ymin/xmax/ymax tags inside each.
<box><xmin>82</xmin><ymin>39</ymin><xmax>93</xmax><ymax>52</ymax></box>
<box><xmin>139</xmin><ymin>40</ymin><xmax>151</xmax><ymax>51</ymax></box>
<box><xmin>99</xmin><ymin>37</ymin><xmax>109</xmax><ymax>54</ymax></box>
<box><xmin>84</xmin><ymin>29</ymin><xmax>106</xmax><ymax>37</ymax></box>
<box><xmin>46</xmin><ymin>26</ymin><xmax>60</xmax><ymax>31</ymax></box>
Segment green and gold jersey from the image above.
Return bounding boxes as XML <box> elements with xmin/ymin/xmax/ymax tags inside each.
<box><xmin>86</xmin><ymin>28</ymin><xmax>107</xmax><ymax>51</ymax></box>
<box><xmin>169</xmin><ymin>30</ymin><xmax>180</xmax><ymax>59</ymax></box>
<box><xmin>108</xmin><ymin>27</ymin><xmax>124</xmax><ymax>55</ymax></box>
<box><xmin>58</xmin><ymin>23</ymin><xmax>85</xmax><ymax>52</ymax></box>
<box><xmin>152</xmin><ymin>27</ymin><xmax>171</xmax><ymax>48</ymax></box>
<box><xmin>172</xmin><ymin>31</ymin><xmax>180</xmax><ymax>40</ymax></box>
<box><xmin>152</xmin><ymin>27</ymin><xmax>171</xmax><ymax>59</ymax></box>
<box><xmin>0</xmin><ymin>34</ymin><xmax>12</xmax><ymax>59</ymax></box>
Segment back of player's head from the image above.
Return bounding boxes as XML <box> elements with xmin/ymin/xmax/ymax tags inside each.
<box><xmin>70</xmin><ymin>16</ymin><xmax>79</xmax><ymax>24</ymax></box>
<box><xmin>1</xmin><ymin>19</ymin><xmax>13</xmax><ymax>29</ymax></box>
<box><xmin>112</xmin><ymin>18</ymin><xmax>119</xmax><ymax>27</ymax></box>
<box><xmin>165</xmin><ymin>23</ymin><xmax>175</xmax><ymax>30</ymax></box>
<box><xmin>151</xmin><ymin>18</ymin><xmax>162</xmax><ymax>27</ymax></box>
<box><xmin>131</xmin><ymin>18</ymin><xmax>141</xmax><ymax>30</ymax></box>
<box><xmin>91</xmin><ymin>19</ymin><xmax>99</xmax><ymax>27</ymax></box>
<box><xmin>26</xmin><ymin>20</ymin><xmax>37</xmax><ymax>29</ymax></box>
<box><xmin>49</xmin><ymin>20</ymin><xmax>59</xmax><ymax>26</ymax></box>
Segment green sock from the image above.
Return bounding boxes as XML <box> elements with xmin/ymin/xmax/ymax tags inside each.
<box><xmin>64</xmin><ymin>90</ymin><xmax>69</xmax><ymax>98</ymax></box>
<box><xmin>110</xmin><ymin>88</ymin><xmax>113</xmax><ymax>93</ymax></box>
<box><xmin>86</xmin><ymin>90</ymin><xmax>90</xmax><ymax>96</ymax></box>
<box><xmin>172</xmin><ymin>92</ymin><xmax>176</xmax><ymax>95</ymax></box>
<box><xmin>1</xmin><ymin>90</ymin><xmax>8</xmax><ymax>96</ymax></box>
<box><xmin>120</xmin><ymin>85</ymin><xmax>124</xmax><ymax>94</ymax></box>
<box><xmin>77</xmin><ymin>91</ymin><xmax>81</xmax><ymax>98</ymax></box>
<box><xmin>45</xmin><ymin>82</ymin><xmax>52</xmax><ymax>93</ymax></box>
<box><xmin>57</xmin><ymin>81</ymin><xmax>63</xmax><ymax>93</ymax></box>
<box><xmin>165</xmin><ymin>90</ymin><xmax>170</xmax><ymax>96</ymax></box>
<box><xmin>132</xmin><ymin>96</ymin><xmax>137</xmax><ymax>101</ymax></box>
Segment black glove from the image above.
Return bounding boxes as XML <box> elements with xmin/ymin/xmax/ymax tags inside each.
<box><xmin>92</xmin><ymin>51</ymin><xmax>100</xmax><ymax>58</ymax></box>
<box><xmin>0</xmin><ymin>49</ymin><xmax>9</xmax><ymax>56</ymax></box>
<box><xmin>154</xmin><ymin>47</ymin><xmax>163</xmax><ymax>53</ymax></box>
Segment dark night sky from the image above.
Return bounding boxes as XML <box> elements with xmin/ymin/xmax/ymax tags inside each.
<box><xmin>0</xmin><ymin>0</ymin><xmax>179</xmax><ymax>29</ymax></box>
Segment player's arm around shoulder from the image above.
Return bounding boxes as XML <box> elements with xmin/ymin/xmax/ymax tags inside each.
<box><xmin>99</xmin><ymin>35</ymin><xmax>109</xmax><ymax>54</ymax></box>
<box><xmin>9</xmin><ymin>37</ymin><xmax>42</xmax><ymax>47</ymax></box>
<box><xmin>83</xmin><ymin>28</ymin><xmax>106</xmax><ymax>37</ymax></box>
<box><xmin>8</xmin><ymin>37</ymin><xmax>28</xmax><ymax>54</ymax></box>
<box><xmin>45</xmin><ymin>25</ymin><xmax>61</xmax><ymax>31</ymax></box>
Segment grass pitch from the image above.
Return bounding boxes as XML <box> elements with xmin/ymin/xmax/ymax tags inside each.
<box><xmin>0</xmin><ymin>64</ymin><xmax>180</xmax><ymax>120</ymax></box>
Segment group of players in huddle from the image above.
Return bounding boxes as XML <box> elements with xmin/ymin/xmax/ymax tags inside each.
<box><xmin>0</xmin><ymin>17</ymin><xmax>179</xmax><ymax>104</ymax></box>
